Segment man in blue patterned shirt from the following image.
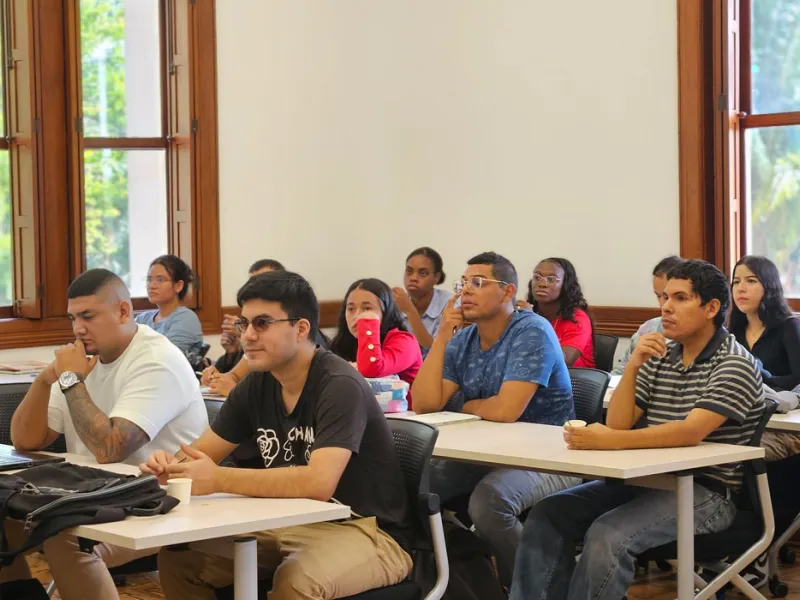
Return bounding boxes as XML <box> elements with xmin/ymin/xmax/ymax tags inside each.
<box><xmin>413</xmin><ymin>252</ymin><xmax>577</xmax><ymax>588</ymax></box>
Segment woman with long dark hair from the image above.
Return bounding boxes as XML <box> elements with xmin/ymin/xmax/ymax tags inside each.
<box><xmin>330</xmin><ymin>278</ymin><xmax>422</xmax><ymax>400</ymax></box>
<box><xmin>729</xmin><ymin>255</ymin><xmax>800</xmax><ymax>390</ymax></box>
<box><xmin>517</xmin><ymin>257</ymin><xmax>595</xmax><ymax>367</ymax></box>
<box><xmin>135</xmin><ymin>254</ymin><xmax>203</xmax><ymax>355</ymax></box>
<box><xmin>392</xmin><ymin>247</ymin><xmax>453</xmax><ymax>350</ymax></box>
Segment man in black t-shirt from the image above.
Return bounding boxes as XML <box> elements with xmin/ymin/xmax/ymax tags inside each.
<box><xmin>142</xmin><ymin>272</ymin><xmax>413</xmax><ymax>600</ymax></box>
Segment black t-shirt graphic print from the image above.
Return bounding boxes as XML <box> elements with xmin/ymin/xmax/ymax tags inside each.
<box><xmin>211</xmin><ymin>349</ymin><xmax>412</xmax><ymax>546</ymax></box>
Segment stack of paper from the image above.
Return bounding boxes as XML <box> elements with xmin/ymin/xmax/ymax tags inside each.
<box><xmin>0</xmin><ymin>361</ymin><xmax>48</xmax><ymax>375</ymax></box>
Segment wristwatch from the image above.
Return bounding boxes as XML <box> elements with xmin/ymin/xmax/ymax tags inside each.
<box><xmin>58</xmin><ymin>371</ymin><xmax>83</xmax><ymax>393</ymax></box>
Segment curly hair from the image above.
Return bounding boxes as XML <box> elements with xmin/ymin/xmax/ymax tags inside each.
<box><xmin>527</xmin><ymin>257</ymin><xmax>591</xmax><ymax>323</ymax></box>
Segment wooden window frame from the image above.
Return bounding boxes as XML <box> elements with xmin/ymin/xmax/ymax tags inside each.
<box><xmin>679</xmin><ymin>0</ymin><xmax>800</xmax><ymax>310</ymax></box>
<box><xmin>0</xmin><ymin>0</ymin><xmax>220</xmax><ymax>350</ymax></box>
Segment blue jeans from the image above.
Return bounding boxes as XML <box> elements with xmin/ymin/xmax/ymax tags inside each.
<box><xmin>429</xmin><ymin>460</ymin><xmax>580</xmax><ymax>587</ymax></box>
<box><xmin>509</xmin><ymin>480</ymin><xmax>737</xmax><ymax>600</ymax></box>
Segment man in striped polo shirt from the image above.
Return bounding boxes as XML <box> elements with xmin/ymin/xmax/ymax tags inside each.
<box><xmin>509</xmin><ymin>259</ymin><xmax>766</xmax><ymax>600</ymax></box>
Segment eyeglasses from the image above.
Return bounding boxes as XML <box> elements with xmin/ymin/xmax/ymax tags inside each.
<box><xmin>532</xmin><ymin>274</ymin><xmax>562</xmax><ymax>286</ymax></box>
<box><xmin>146</xmin><ymin>276</ymin><xmax>172</xmax><ymax>285</ymax></box>
<box><xmin>453</xmin><ymin>277</ymin><xmax>509</xmax><ymax>293</ymax></box>
<box><xmin>235</xmin><ymin>315</ymin><xmax>300</xmax><ymax>334</ymax></box>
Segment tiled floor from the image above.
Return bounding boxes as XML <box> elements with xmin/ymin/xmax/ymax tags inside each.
<box><xmin>27</xmin><ymin>549</ymin><xmax>800</xmax><ymax>599</ymax></box>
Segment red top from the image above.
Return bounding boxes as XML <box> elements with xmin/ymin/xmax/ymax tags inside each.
<box><xmin>356</xmin><ymin>319</ymin><xmax>422</xmax><ymax>409</ymax></box>
<box><xmin>551</xmin><ymin>309</ymin><xmax>595</xmax><ymax>369</ymax></box>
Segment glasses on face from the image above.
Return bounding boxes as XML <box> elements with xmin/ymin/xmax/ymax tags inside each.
<box><xmin>235</xmin><ymin>315</ymin><xmax>300</xmax><ymax>334</ymax></box>
<box><xmin>146</xmin><ymin>276</ymin><xmax>172</xmax><ymax>285</ymax></box>
<box><xmin>532</xmin><ymin>274</ymin><xmax>562</xmax><ymax>286</ymax></box>
<box><xmin>453</xmin><ymin>277</ymin><xmax>508</xmax><ymax>293</ymax></box>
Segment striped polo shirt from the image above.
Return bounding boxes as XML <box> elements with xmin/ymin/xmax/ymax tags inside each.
<box><xmin>635</xmin><ymin>327</ymin><xmax>765</xmax><ymax>490</ymax></box>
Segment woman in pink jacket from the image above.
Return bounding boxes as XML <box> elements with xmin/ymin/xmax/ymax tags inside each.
<box><xmin>330</xmin><ymin>278</ymin><xmax>422</xmax><ymax>408</ymax></box>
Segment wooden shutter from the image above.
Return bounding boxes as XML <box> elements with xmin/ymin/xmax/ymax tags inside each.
<box><xmin>4</xmin><ymin>0</ymin><xmax>41</xmax><ymax>318</ymax></box>
<box><xmin>713</xmin><ymin>0</ymin><xmax>744</xmax><ymax>275</ymax></box>
<box><xmin>166</xmin><ymin>0</ymin><xmax>197</xmax><ymax>307</ymax></box>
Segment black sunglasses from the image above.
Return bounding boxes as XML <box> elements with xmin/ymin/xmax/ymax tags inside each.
<box><xmin>235</xmin><ymin>315</ymin><xmax>300</xmax><ymax>334</ymax></box>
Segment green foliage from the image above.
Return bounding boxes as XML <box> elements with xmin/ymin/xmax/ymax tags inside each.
<box><xmin>0</xmin><ymin>151</ymin><xmax>10</xmax><ymax>307</ymax></box>
<box><xmin>81</xmin><ymin>0</ymin><xmax>131</xmax><ymax>287</ymax></box>
<box><xmin>749</xmin><ymin>0</ymin><xmax>800</xmax><ymax>293</ymax></box>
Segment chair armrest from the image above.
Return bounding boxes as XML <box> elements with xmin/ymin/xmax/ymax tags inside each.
<box><xmin>419</xmin><ymin>492</ymin><xmax>441</xmax><ymax>516</ymax></box>
<box><xmin>422</xmin><ymin>493</ymin><xmax>449</xmax><ymax>600</ymax></box>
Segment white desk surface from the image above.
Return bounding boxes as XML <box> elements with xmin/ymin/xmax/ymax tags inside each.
<box><xmin>765</xmin><ymin>411</ymin><xmax>800</xmax><ymax>432</ymax></box>
<box><xmin>432</xmin><ymin>421</ymin><xmax>764</xmax><ymax>480</ymax></box>
<box><xmin>29</xmin><ymin>455</ymin><xmax>351</xmax><ymax>551</ymax></box>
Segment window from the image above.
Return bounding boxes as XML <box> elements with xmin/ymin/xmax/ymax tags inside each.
<box><xmin>0</xmin><ymin>14</ymin><xmax>11</xmax><ymax>312</ymax></box>
<box><xmin>740</xmin><ymin>0</ymin><xmax>800</xmax><ymax>294</ymax></box>
<box><xmin>79</xmin><ymin>0</ymin><xmax>168</xmax><ymax>297</ymax></box>
<box><xmin>0</xmin><ymin>0</ymin><xmax>220</xmax><ymax>350</ymax></box>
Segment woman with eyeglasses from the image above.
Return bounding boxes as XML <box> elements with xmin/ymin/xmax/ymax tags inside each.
<box><xmin>729</xmin><ymin>255</ymin><xmax>800</xmax><ymax>391</ymax></box>
<box><xmin>516</xmin><ymin>257</ymin><xmax>595</xmax><ymax>368</ymax></box>
<box><xmin>330</xmin><ymin>278</ymin><xmax>422</xmax><ymax>406</ymax></box>
<box><xmin>135</xmin><ymin>254</ymin><xmax>203</xmax><ymax>356</ymax></box>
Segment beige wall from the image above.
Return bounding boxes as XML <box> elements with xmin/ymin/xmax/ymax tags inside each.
<box><xmin>216</xmin><ymin>0</ymin><xmax>680</xmax><ymax>306</ymax></box>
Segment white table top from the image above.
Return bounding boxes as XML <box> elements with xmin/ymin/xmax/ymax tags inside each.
<box><xmin>30</xmin><ymin>454</ymin><xmax>351</xmax><ymax>551</ymax></box>
<box><xmin>765</xmin><ymin>411</ymin><xmax>800</xmax><ymax>433</ymax></box>
<box><xmin>432</xmin><ymin>421</ymin><xmax>764</xmax><ymax>479</ymax></box>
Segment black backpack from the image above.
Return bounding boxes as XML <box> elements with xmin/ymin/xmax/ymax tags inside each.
<box><xmin>0</xmin><ymin>462</ymin><xmax>178</xmax><ymax>566</ymax></box>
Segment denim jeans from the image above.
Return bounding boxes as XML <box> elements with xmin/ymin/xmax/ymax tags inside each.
<box><xmin>429</xmin><ymin>460</ymin><xmax>580</xmax><ymax>587</ymax></box>
<box><xmin>509</xmin><ymin>480</ymin><xmax>737</xmax><ymax>600</ymax></box>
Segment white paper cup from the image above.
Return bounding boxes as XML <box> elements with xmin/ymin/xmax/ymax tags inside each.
<box><xmin>565</xmin><ymin>419</ymin><xmax>587</xmax><ymax>428</ymax></box>
<box><xmin>167</xmin><ymin>478</ymin><xmax>192</xmax><ymax>506</ymax></box>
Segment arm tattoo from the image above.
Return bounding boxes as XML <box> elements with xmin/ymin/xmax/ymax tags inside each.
<box><xmin>63</xmin><ymin>384</ymin><xmax>151</xmax><ymax>463</ymax></box>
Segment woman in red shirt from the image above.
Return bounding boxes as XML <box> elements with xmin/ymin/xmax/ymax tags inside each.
<box><xmin>330</xmin><ymin>278</ymin><xmax>422</xmax><ymax>405</ymax></box>
<box><xmin>517</xmin><ymin>257</ymin><xmax>596</xmax><ymax>368</ymax></box>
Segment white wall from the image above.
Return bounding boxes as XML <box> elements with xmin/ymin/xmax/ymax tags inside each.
<box><xmin>216</xmin><ymin>0</ymin><xmax>680</xmax><ymax>307</ymax></box>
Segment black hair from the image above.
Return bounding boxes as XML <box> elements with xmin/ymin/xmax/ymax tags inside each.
<box><xmin>406</xmin><ymin>247</ymin><xmax>446</xmax><ymax>284</ymax></box>
<box><xmin>466</xmin><ymin>252</ymin><xmax>518</xmax><ymax>289</ymax></box>
<box><xmin>527</xmin><ymin>257</ymin><xmax>592</xmax><ymax>323</ymax></box>
<box><xmin>666</xmin><ymin>259</ymin><xmax>730</xmax><ymax>328</ymax></box>
<box><xmin>67</xmin><ymin>269</ymin><xmax>125</xmax><ymax>299</ymax></box>
<box><xmin>728</xmin><ymin>255</ymin><xmax>793</xmax><ymax>335</ymax></box>
<box><xmin>329</xmin><ymin>278</ymin><xmax>408</xmax><ymax>361</ymax></box>
<box><xmin>150</xmin><ymin>255</ymin><xmax>194</xmax><ymax>301</ymax></box>
<box><xmin>236</xmin><ymin>270</ymin><xmax>319</xmax><ymax>339</ymax></box>
<box><xmin>248</xmin><ymin>259</ymin><xmax>286</xmax><ymax>274</ymax></box>
<box><xmin>653</xmin><ymin>255</ymin><xmax>684</xmax><ymax>277</ymax></box>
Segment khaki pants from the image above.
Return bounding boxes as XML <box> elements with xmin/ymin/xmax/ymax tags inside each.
<box><xmin>0</xmin><ymin>519</ymin><xmax>157</xmax><ymax>600</ymax></box>
<box><xmin>159</xmin><ymin>517</ymin><xmax>412</xmax><ymax>600</ymax></box>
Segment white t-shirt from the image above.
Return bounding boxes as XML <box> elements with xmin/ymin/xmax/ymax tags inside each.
<box><xmin>48</xmin><ymin>325</ymin><xmax>209</xmax><ymax>465</ymax></box>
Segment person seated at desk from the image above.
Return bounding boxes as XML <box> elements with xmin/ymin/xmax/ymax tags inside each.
<box><xmin>509</xmin><ymin>259</ymin><xmax>765</xmax><ymax>600</ymax></box>
<box><xmin>730</xmin><ymin>255</ymin><xmax>800</xmax><ymax>391</ymax></box>
<box><xmin>391</xmin><ymin>246</ymin><xmax>453</xmax><ymax>353</ymax></box>
<box><xmin>135</xmin><ymin>254</ymin><xmax>203</xmax><ymax>357</ymax></box>
<box><xmin>517</xmin><ymin>257</ymin><xmax>595</xmax><ymax>368</ymax></box>
<box><xmin>613</xmin><ymin>255</ymin><xmax>685</xmax><ymax>375</ymax></box>
<box><xmin>412</xmin><ymin>251</ymin><xmax>576</xmax><ymax>589</ymax></box>
<box><xmin>142</xmin><ymin>271</ymin><xmax>413</xmax><ymax>600</ymax></box>
<box><xmin>215</xmin><ymin>258</ymin><xmax>286</xmax><ymax>374</ymax></box>
<box><xmin>3</xmin><ymin>269</ymin><xmax>208</xmax><ymax>600</ymax></box>
<box><xmin>204</xmin><ymin>262</ymin><xmax>329</xmax><ymax>397</ymax></box>
<box><xmin>330</xmin><ymin>278</ymin><xmax>422</xmax><ymax>399</ymax></box>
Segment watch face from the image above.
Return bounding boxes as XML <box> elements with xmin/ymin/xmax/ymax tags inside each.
<box><xmin>59</xmin><ymin>371</ymin><xmax>79</xmax><ymax>389</ymax></box>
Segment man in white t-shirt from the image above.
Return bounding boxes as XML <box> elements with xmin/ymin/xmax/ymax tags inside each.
<box><xmin>3</xmin><ymin>269</ymin><xmax>208</xmax><ymax>600</ymax></box>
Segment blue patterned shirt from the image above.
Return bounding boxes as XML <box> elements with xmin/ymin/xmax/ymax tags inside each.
<box><xmin>442</xmin><ymin>310</ymin><xmax>574</xmax><ymax>424</ymax></box>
